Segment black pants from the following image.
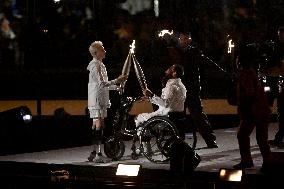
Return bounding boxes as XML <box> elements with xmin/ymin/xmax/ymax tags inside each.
<box><xmin>168</xmin><ymin>112</ymin><xmax>186</xmax><ymax>140</ymax></box>
<box><xmin>188</xmin><ymin>107</ymin><xmax>216</xmax><ymax>145</ymax></box>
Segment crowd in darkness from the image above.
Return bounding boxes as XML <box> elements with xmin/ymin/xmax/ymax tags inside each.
<box><xmin>0</xmin><ymin>0</ymin><xmax>284</xmax><ymax>96</ymax></box>
<box><xmin>0</xmin><ymin>0</ymin><xmax>160</xmax><ymax>71</ymax></box>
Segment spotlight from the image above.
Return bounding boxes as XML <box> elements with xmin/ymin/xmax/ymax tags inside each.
<box><xmin>219</xmin><ymin>168</ymin><xmax>243</xmax><ymax>182</ymax></box>
<box><xmin>116</xmin><ymin>163</ymin><xmax>141</xmax><ymax>176</ymax></box>
<box><xmin>264</xmin><ymin>86</ymin><xmax>271</xmax><ymax>92</ymax></box>
<box><xmin>0</xmin><ymin>106</ymin><xmax>32</xmax><ymax>124</ymax></box>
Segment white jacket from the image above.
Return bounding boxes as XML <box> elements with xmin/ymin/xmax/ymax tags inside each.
<box><xmin>135</xmin><ymin>78</ymin><xmax>187</xmax><ymax>126</ymax></box>
<box><xmin>87</xmin><ymin>58</ymin><xmax>118</xmax><ymax>110</ymax></box>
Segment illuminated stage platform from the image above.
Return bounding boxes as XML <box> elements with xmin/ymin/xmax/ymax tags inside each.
<box><xmin>0</xmin><ymin>123</ymin><xmax>284</xmax><ymax>188</ymax></box>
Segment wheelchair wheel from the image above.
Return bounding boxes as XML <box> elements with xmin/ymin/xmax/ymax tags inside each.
<box><xmin>140</xmin><ymin>116</ymin><xmax>178</xmax><ymax>163</ymax></box>
<box><xmin>104</xmin><ymin>136</ymin><xmax>125</xmax><ymax>161</ymax></box>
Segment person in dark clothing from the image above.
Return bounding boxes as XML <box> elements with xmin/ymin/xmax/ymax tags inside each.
<box><xmin>233</xmin><ymin>49</ymin><xmax>271</xmax><ymax>169</ymax></box>
<box><xmin>268</xmin><ymin>26</ymin><xmax>284</xmax><ymax>147</ymax></box>
<box><xmin>177</xmin><ymin>30</ymin><xmax>218</xmax><ymax>148</ymax></box>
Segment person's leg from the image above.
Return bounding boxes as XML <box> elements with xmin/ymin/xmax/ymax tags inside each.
<box><xmin>255</xmin><ymin>119</ymin><xmax>271</xmax><ymax>164</ymax></box>
<box><xmin>95</xmin><ymin>118</ymin><xmax>104</xmax><ymax>154</ymax></box>
<box><xmin>87</xmin><ymin>108</ymin><xmax>110</xmax><ymax>162</ymax></box>
<box><xmin>135</xmin><ymin>113</ymin><xmax>154</xmax><ymax>155</ymax></box>
<box><xmin>190</xmin><ymin>109</ymin><xmax>217</xmax><ymax>148</ymax></box>
<box><xmin>233</xmin><ymin>119</ymin><xmax>255</xmax><ymax>169</ymax></box>
<box><xmin>272</xmin><ymin>93</ymin><xmax>284</xmax><ymax>145</ymax></box>
<box><xmin>168</xmin><ymin>112</ymin><xmax>186</xmax><ymax>140</ymax></box>
<box><xmin>88</xmin><ymin>117</ymin><xmax>104</xmax><ymax>162</ymax></box>
<box><xmin>274</xmin><ymin>123</ymin><xmax>284</xmax><ymax>144</ymax></box>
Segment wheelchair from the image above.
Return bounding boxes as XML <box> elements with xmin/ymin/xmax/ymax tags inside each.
<box><xmin>103</xmin><ymin>96</ymin><xmax>197</xmax><ymax>163</ymax></box>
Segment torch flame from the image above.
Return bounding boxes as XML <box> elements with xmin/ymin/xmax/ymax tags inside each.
<box><xmin>228</xmin><ymin>39</ymin><xmax>235</xmax><ymax>54</ymax></box>
<box><xmin>158</xmin><ymin>29</ymin><xmax>173</xmax><ymax>37</ymax></box>
<box><xmin>130</xmin><ymin>40</ymin><xmax>136</xmax><ymax>53</ymax></box>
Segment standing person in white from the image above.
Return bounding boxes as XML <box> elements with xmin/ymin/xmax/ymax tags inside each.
<box><xmin>87</xmin><ymin>41</ymin><xmax>127</xmax><ymax>163</ymax></box>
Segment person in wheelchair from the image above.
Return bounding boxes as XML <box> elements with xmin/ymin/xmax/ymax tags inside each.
<box><xmin>135</xmin><ymin>64</ymin><xmax>187</xmax><ymax>140</ymax></box>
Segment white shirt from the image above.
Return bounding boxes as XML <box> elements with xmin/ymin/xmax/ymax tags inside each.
<box><xmin>87</xmin><ymin>58</ymin><xmax>118</xmax><ymax>110</ymax></box>
<box><xmin>135</xmin><ymin>78</ymin><xmax>187</xmax><ymax>126</ymax></box>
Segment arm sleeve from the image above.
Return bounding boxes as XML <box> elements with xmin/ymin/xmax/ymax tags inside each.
<box><xmin>93</xmin><ymin>63</ymin><xmax>118</xmax><ymax>89</ymax></box>
<box><xmin>150</xmin><ymin>85</ymin><xmax>176</xmax><ymax>108</ymax></box>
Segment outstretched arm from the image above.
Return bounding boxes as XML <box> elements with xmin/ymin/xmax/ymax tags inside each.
<box><xmin>93</xmin><ymin>64</ymin><xmax>127</xmax><ymax>90</ymax></box>
<box><xmin>147</xmin><ymin>85</ymin><xmax>176</xmax><ymax>108</ymax></box>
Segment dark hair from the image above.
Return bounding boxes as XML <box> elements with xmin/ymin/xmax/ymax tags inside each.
<box><xmin>173</xmin><ymin>64</ymin><xmax>184</xmax><ymax>78</ymax></box>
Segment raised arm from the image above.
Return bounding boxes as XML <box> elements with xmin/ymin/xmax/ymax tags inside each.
<box><xmin>148</xmin><ymin>85</ymin><xmax>177</xmax><ymax>108</ymax></box>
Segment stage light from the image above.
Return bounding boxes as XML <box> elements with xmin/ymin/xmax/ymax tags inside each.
<box><xmin>219</xmin><ymin>168</ymin><xmax>243</xmax><ymax>182</ymax></box>
<box><xmin>264</xmin><ymin>86</ymin><xmax>271</xmax><ymax>92</ymax></box>
<box><xmin>116</xmin><ymin>163</ymin><xmax>141</xmax><ymax>176</ymax></box>
<box><xmin>0</xmin><ymin>106</ymin><xmax>32</xmax><ymax>124</ymax></box>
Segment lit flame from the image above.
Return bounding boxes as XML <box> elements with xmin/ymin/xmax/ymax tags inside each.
<box><xmin>228</xmin><ymin>39</ymin><xmax>235</xmax><ymax>53</ymax></box>
<box><xmin>158</xmin><ymin>30</ymin><xmax>173</xmax><ymax>37</ymax></box>
<box><xmin>130</xmin><ymin>40</ymin><xmax>135</xmax><ymax>53</ymax></box>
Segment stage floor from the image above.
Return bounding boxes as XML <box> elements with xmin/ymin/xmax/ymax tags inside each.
<box><xmin>0</xmin><ymin>123</ymin><xmax>283</xmax><ymax>170</ymax></box>
<box><xmin>0</xmin><ymin>123</ymin><xmax>284</xmax><ymax>188</ymax></box>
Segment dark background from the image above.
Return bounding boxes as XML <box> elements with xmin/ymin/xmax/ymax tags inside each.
<box><xmin>1</xmin><ymin>0</ymin><xmax>283</xmax><ymax>100</ymax></box>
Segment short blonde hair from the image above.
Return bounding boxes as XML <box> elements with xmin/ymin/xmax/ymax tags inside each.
<box><xmin>89</xmin><ymin>41</ymin><xmax>103</xmax><ymax>57</ymax></box>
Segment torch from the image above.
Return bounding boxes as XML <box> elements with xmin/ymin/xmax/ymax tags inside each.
<box><xmin>158</xmin><ymin>29</ymin><xmax>173</xmax><ymax>37</ymax></box>
<box><xmin>129</xmin><ymin>40</ymin><xmax>148</xmax><ymax>93</ymax></box>
<box><xmin>132</xmin><ymin>53</ymin><xmax>148</xmax><ymax>93</ymax></box>
<box><xmin>227</xmin><ymin>39</ymin><xmax>235</xmax><ymax>54</ymax></box>
<box><xmin>120</xmin><ymin>40</ymin><xmax>136</xmax><ymax>94</ymax></box>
